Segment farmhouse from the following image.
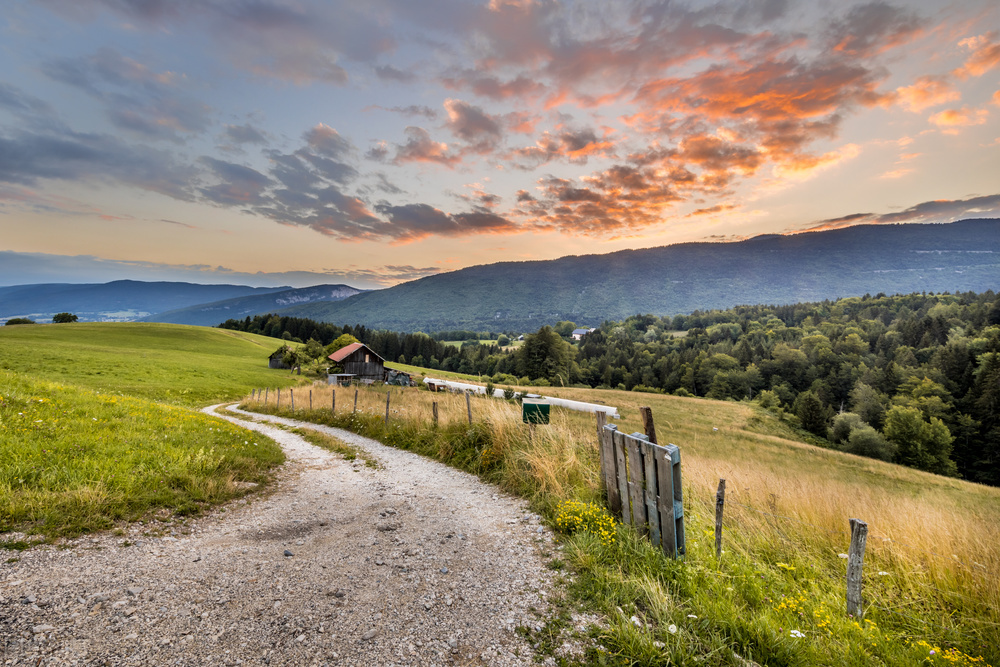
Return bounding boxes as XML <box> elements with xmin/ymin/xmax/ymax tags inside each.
<box><xmin>328</xmin><ymin>342</ymin><xmax>385</xmax><ymax>383</ymax></box>
<box><xmin>571</xmin><ymin>328</ymin><xmax>596</xmax><ymax>340</ymax></box>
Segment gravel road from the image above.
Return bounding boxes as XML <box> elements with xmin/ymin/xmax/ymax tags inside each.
<box><xmin>1</xmin><ymin>404</ymin><xmax>567</xmax><ymax>666</ymax></box>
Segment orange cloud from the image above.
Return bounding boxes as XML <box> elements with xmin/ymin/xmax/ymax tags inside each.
<box><xmin>954</xmin><ymin>32</ymin><xmax>1000</xmax><ymax>79</ymax></box>
<box><xmin>772</xmin><ymin>144</ymin><xmax>860</xmax><ymax>181</ymax></box>
<box><xmin>895</xmin><ymin>76</ymin><xmax>960</xmax><ymax>112</ymax></box>
<box><xmin>928</xmin><ymin>106</ymin><xmax>989</xmax><ymax>132</ymax></box>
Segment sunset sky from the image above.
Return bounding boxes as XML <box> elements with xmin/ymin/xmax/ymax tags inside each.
<box><xmin>1</xmin><ymin>0</ymin><xmax>998</xmax><ymax>288</ymax></box>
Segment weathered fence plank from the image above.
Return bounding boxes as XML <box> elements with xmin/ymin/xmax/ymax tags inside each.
<box><xmin>715</xmin><ymin>479</ymin><xmax>726</xmax><ymax>559</ymax></box>
<box><xmin>640</xmin><ymin>406</ymin><xmax>658</xmax><ymax>444</ymax></box>
<box><xmin>847</xmin><ymin>518</ymin><xmax>868</xmax><ymax>618</ymax></box>
<box><xmin>624</xmin><ymin>437</ymin><xmax>647</xmax><ymax>533</ymax></box>
<box><xmin>612</xmin><ymin>429</ymin><xmax>630</xmax><ymax>526</ymax></box>
<box><xmin>599</xmin><ymin>421</ymin><xmax>621</xmax><ymax>515</ymax></box>
<box><xmin>641</xmin><ymin>441</ymin><xmax>661</xmax><ymax>546</ymax></box>
<box><xmin>653</xmin><ymin>446</ymin><xmax>677</xmax><ymax>557</ymax></box>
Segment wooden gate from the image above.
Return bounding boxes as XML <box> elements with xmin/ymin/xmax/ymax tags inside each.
<box><xmin>599</xmin><ymin>424</ymin><xmax>685</xmax><ymax>558</ymax></box>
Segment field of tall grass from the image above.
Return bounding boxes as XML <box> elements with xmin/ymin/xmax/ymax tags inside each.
<box><xmin>245</xmin><ymin>381</ymin><xmax>1000</xmax><ymax>666</ymax></box>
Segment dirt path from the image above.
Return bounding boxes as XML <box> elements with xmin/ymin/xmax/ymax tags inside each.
<box><xmin>1</xmin><ymin>405</ymin><xmax>565</xmax><ymax>666</ymax></box>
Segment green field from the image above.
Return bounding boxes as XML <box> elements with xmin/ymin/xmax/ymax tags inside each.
<box><xmin>0</xmin><ymin>323</ymin><xmax>297</xmax><ymax>540</ymax></box>
<box><xmin>0</xmin><ymin>322</ymin><xmax>300</xmax><ymax>406</ymax></box>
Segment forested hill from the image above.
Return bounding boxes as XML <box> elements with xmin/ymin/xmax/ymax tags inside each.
<box><xmin>276</xmin><ymin>219</ymin><xmax>1000</xmax><ymax>332</ymax></box>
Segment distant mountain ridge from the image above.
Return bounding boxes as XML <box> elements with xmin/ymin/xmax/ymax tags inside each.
<box><xmin>273</xmin><ymin>220</ymin><xmax>1000</xmax><ymax>332</ymax></box>
<box><xmin>140</xmin><ymin>284</ymin><xmax>365</xmax><ymax>326</ymax></box>
<box><xmin>0</xmin><ymin>280</ymin><xmax>285</xmax><ymax>322</ymax></box>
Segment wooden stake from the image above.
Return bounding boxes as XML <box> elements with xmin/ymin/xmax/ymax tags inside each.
<box><xmin>309</xmin><ymin>389</ymin><xmax>312</xmax><ymax>410</ymax></box>
<box><xmin>353</xmin><ymin>388</ymin><xmax>358</xmax><ymax>413</ymax></box>
<box><xmin>290</xmin><ymin>389</ymin><xmax>295</xmax><ymax>411</ymax></box>
<box><xmin>264</xmin><ymin>387</ymin><xmax>269</xmax><ymax>405</ymax></box>
<box><xmin>432</xmin><ymin>401</ymin><xmax>439</xmax><ymax>425</ymax></box>
<box><xmin>847</xmin><ymin>518</ymin><xmax>869</xmax><ymax>618</ymax></box>
<box><xmin>384</xmin><ymin>390</ymin><xmax>391</xmax><ymax>425</ymax></box>
<box><xmin>640</xmin><ymin>406</ymin><xmax>658</xmax><ymax>444</ymax></box>
<box><xmin>332</xmin><ymin>389</ymin><xmax>336</xmax><ymax>413</ymax></box>
<box><xmin>466</xmin><ymin>391</ymin><xmax>473</xmax><ymax>425</ymax></box>
<box><xmin>276</xmin><ymin>388</ymin><xmax>281</xmax><ymax>409</ymax></box>
<box><xmin>715</xmin><ymin>479</ymin><xmax>726</xmax><ymax>559</ymax></box>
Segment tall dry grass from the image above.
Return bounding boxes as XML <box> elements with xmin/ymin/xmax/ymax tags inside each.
<box><xmin>244</xmin><ymin>381</ymin><xmax>1000</xmax><ymax>652</ymax></box>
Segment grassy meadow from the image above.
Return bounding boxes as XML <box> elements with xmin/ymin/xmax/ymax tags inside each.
<box><xmin>245</xmin><ymin>381</ymin><xmax>1000</xmax><ymax>666</ymax></box>
<box><xmin>0</xmin><ymin>323</ymin><xmax>299</xmax><ymax>540</ymax></box>
<box><xmin>0</xmin><ymin>322</ymin><xmax>300</xmax><ymax>406</ymax></box>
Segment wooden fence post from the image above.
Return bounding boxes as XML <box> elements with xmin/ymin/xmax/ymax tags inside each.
<box><xmin>432</xmin><ymin>401</ymin><xmax>439</xmax><ymax>425</ymax></box>
<box><xmin>290</xmin><ymin>389</ymin><xmax>295</xmax><ymax>411</ymax></box>
<box><xmin>847</xmin><ymin>518</ymin><xmax>868</xmax><ymax>618</ymax></box>
<box><xmin>353</xmin><ymin>388</ymin><xmax>358</xmax><ymax>413</ymax></box>
<box><xmin>264</xmin><ymin>387</ymin><xmax>269</xmax><ymax>405</ymax></box>
<box><xmin>276</xmin><ymin>389</ymin><xmax>281</xmax><ymax>409</ymax></box>
<box><xmin>384</xmin><ymin>390</ymin><xmax>391</xmax><ymax>425</ymax></box>
<box><xmin>715</xmin><ymin>479</ymin><xmax>726</xmax><ymax>559</ymax></box>
<box><xmin>640</xmin><ymin>406</ymin><xmax>658</xmax><ymax>444</ymax></box>
<box><xmin>332</xmin><ymin>389</ymin><xmax>336</xmax><ymax>413</ymax></box>
<box><xmin>466</xmin><ymin>391</ymin><xmax>473</xmax><ymax>425</ymax></box>
<box><xmin>309</xmin><ymin>389</ymin><xmax>312</xmax><ymax>410</ymax></box>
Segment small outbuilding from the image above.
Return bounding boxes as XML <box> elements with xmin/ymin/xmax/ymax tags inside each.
<box><xmin>328</xmin><ymin>342</ymin><xmax>385</xmax><ymax>383</ymax></box>
<box><xmin>268</xmin><ymin>345</ymin><xmax>294</xmax><ymax>369</ymax></box>
<box><xmin>571</xmin><ymin>328</ymin><xmax>596</xmax><ymax>340</ymax></box>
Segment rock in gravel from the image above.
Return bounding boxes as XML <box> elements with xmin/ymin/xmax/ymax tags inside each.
<box><xmin>127</xmin><ymin>587</ymin><xmax>144</xmax><ymax>596</ymax></box>
<box><xmin>361</xmin><ymin>629</ymin><xmax>379</xmax><ymax>641</ymax></box>
<box><xmin>32</xmin><ymin>624</ymin><xmax>55</xmax><ymax>634</ymax></box>
<box><xmin>283</xmin><ymin>549</ymin><xmax>293</xmax><ymax>557</ymax></box>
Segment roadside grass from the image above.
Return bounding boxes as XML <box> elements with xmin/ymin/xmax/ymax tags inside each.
<box><xmin>0</xmin><ymin>322</ymin><xmax>300</xmax><ymax>407</ymax></box>
<box><xmin>245</xmin><ymin>381</ymin><xmax>1000</xmax><ymax>666</ymax></box>
<box><xmin>0</xmin><ymin>370</ymin><xmax>285</xmax><ymax>541</ymax></box>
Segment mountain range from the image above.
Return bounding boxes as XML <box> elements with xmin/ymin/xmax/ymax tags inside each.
<box><xmin>1</xmin><ymin>220</ymin><xmax>997</xmax><ymax>331</ymax></box>
<box><xmin>274</xmin><ymin>219</ymin><xmax>1000</xmax><ymax>331</ymax></box>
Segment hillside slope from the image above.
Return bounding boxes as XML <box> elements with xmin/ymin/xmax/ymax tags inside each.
<box><xmin>0</xmin><ymin>280</ymin><xmax>284</xmax><ymax>322</ymax></box>
<box><xmin>140</xmin><ymin>284</ymin><xmax>364</xmax><ymax>326</ymax></box>
<box><xmin>276</xmin><ymin>219</ymin><xmax>1000</xmax><ymax>332</ymax></box>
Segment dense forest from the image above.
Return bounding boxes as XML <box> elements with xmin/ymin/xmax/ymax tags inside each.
<box><xmin>221</xmin><ymin>290</ymin><xmax>1000</xmax><ymax>485</ymax></box>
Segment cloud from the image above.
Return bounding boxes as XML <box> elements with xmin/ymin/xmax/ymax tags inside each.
<box><xmin>0</xmin><ymin>126</ymin><xmax>196</xmax><ymax>200</ymax></box>
<box><xmin>826</xmin><ymin>2</ymin><xmax>924</xmax><ymax>57</ymax></box>
<box><xmin>374</xmin><ymin>65</ymin><xmax>416</xmax><ymax>83</ymax></box>
<box><xmin>41</xmin><ymin>47</ymin><xmax>211</xmax><ymax>142</ymax></box>
<box><xmin>511</xmin><ymin>127</ymin><xmax>616</xmax><ymax>168</ymax></box>
<box><xmin>895</xmin><ymin>76</ymin><xmax>960</xmax><ymax>112</ymax></box>
<box><xmin>0</xmin><ymin>83</ymin><xmax>53</xmax><ymax>118</ymax></box>
<box><xmin>367</xmin><ymin>104</ymin><xmax>438</xmax><ymax>120</ymax></box>
<box><xmin>805</xmin><ymin>194</ymin><xmax>1000</xmax><ymax>231</ymax></box>
<box><xmin>222</xmin><ymin>123</ymin><xmax>268</xmax><ymax>145</ymax></box>
<box><xmin>443</xmin><ymin>99</ymin><xmax>503</xmax><ymax>151</ymax></box>
<box><xmin>954</xmin><ymin>32</ymin><xmax>1000</xmax><ymax>79</ymax></box>
<box><xmin>377</xmin><ymin>202</ymin><xmax>516</xmax><ymax>242</ymax></box>
<box><xmin>928</xmin><ymin>106</ymin><xmax>989</xmax><ymax>133</ymax></box>
<box><xmin>198</xmin><ymin>157</ymin><xmax>272</xmax><ymax>206</ymax></box>
<box><xmin>391</xmin><ymin>126</ymin><xmax>461</xmax><ymax>166</ymax></box>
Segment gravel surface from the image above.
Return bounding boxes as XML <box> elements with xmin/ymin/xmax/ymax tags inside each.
<box><xmin>1</xmin><ymin>404</ymin><xmax>566</xmax><ymax>666</ymax></box>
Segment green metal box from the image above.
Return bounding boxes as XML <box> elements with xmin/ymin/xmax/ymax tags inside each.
<box><xmin>522</xmin><ymin>399</ymin><xmax>550</xmax><ymax>424</ymax></box>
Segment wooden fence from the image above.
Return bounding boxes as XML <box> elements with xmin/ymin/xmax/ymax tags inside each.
<box><xmin>598</xmin><ymin>421</ymin><xmax>686</xmax><ymax>558</ymax></box>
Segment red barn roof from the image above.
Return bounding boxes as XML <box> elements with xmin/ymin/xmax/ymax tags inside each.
<box><xmin>328</xmin><ymin>342</ymin><xmax>383</xmax><ymax>363</ymax></box>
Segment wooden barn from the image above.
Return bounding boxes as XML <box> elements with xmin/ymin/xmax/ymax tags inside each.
<box><xmin>328</xmin><ymin>342</ymin><xmax>385</xmax><ymax>383</ymax></box>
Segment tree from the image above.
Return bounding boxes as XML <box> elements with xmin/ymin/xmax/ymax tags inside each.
<box><xmin>497</xmin><ymin>334</ymin><xmax>511</xmax><ymax>347</ymax></box>
<box><xmin>794</xmin><ymin>390</ymin><xmax>829</xmax><ymax>437</ymax></box>
<box><xmin>883</xmin><ymin>405</ymin><xmax>957</xmax><ymax>476</ymax></box>
<box><xmin>52</xmin><ymin>312</ymin><xmax>78</xmax><ymax>323</ymax></box>
<box><xmin>325</xmin><ymin>333</ymin><xmax>360</xmax><ymax>356</ymax></box>
<box><xmin>517</xmin><ymin>326</ymin><xmax>572</xmax><ymax>382</ymax></box>
<box><xmin>553</xmin><ymin>321</ymin><xmax>577</xmax><ymax>338</ymax></box>
<box><xmin>5</xmin><ymin>318</ymin><xmax>34</xmax><ymax>325</ymax></box>
<box><xmin>303</xmin><ymin>338</ymin><xmax>325</xmax><ymax>360</ymax></box>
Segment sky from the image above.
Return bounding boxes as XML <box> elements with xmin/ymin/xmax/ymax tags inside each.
<box><xmin>1</xmin><ymin>0</ymin><xmax>998</xmax><ymax>289</ymax></box>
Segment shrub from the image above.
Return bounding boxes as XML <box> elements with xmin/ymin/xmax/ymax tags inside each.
<box><xmin>484</xmin><ymin>381</ymin><xmax>496</xmax><ymax>398</ymax></box>
<box><xmin>554</xmin><ymin>500</ymin><xmax>616</xmax><ymax>546</ymax></box>
<box><xmin>756</xmin><ymin>389</ymin><xmax>781</xmax><ymax>409</ymax></box>
<box><xmin>5</xmin><ymin>318</ymin><xmax>34</xmax><ymax>325</ymax></box>
<box><xmin>828</xmin><ymin>412</ymin><xmax>865</xmax><ymax>444</ymax></box>
<box><xmin>52</xmin><ymin>312</ymin><xmax>78</xmax><ymax>323</ymax></box>
<box><xmin>842</xmin><ymin>424</ymin><xmax>896</xmax><ymax>461</ymax></box>
<box><xmin>672</xmin><ymin>387</ymin><xmax>693</xmax><ymax>397</ymax></box>
<box><xmin>502</xmin><ymin>387</ymin><xmax>516</xmax><ymax>400</ymax></box>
